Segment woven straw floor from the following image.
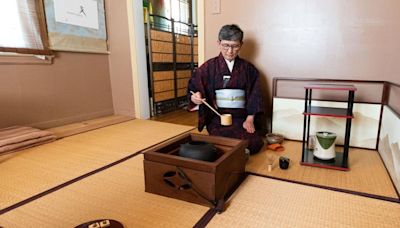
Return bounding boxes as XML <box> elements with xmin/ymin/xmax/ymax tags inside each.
<box><xmin>3</xmin><ymin>160</ymin><xmax>399</xmax><ymax>227</ymax></box>
<box><xmin>1</xmin><ymin>118</ymin><xmax>400</xmax><ymax>227</ymax></box>
<box><xmin>208</xmin><ymin>175</ymin><xmax>400</xmax><ymax>228</ymax></box>
<box><xmin>246</xmin><ymin>140</ymin><xmax>399</xmax><ymax>199</ymax></box>
<box><xmin>0</xmin><ymin>155</ymin><xmax>209</xmax><ymax>227</ymax></box>
<box><xmin>0</xmin><ymin>119</ymin><xmax>194</xmax><ymax>209</ymax></box>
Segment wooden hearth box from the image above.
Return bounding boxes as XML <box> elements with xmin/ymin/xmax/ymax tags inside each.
<box><xmin>143</xmin><ymin>133</ymin><xmax>248</xmax><ymax>210</ymax></box>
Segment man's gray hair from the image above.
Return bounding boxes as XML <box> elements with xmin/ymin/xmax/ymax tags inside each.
<box><xmin>218</xmin><ymin>24</ymin><xmax>243</xmax><ymax>42</ymax></box>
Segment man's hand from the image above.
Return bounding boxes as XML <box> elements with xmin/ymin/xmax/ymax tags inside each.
<box><xmin>243</xmin><ymin>115</ymin><xmax>255</xmax><ymax>133</ymax></box>
<box><xmin>191</xmin><ymin>91</ymin><xmax>204</xmax><ymax>105</ymax></box>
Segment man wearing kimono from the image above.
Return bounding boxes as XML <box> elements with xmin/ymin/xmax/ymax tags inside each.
<box><xmin>188</xmin><ymin>24</ymin><xmax>264</xmax><ymax>154</ymax></box>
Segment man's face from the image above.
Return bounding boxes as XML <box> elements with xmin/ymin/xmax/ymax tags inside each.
<box><xmin>218</xmin><ymin>40</ymin><xmax>242</xmax><ymax>61</ymax></box>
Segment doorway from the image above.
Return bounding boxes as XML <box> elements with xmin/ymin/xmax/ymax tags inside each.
<box><xmin>143</xmin><ymin>0</ymin><xmax>198</xmax><ymax>116</ymax></box>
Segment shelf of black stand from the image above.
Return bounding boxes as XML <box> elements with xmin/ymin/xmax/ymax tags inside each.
<box><xmin>301</xmin><ymin>84</ymin><xmax>356</xmax><ymax>171</ymax></box>
<box><xmin>304</xmin><ymin>106</ymin><xmax>353</xmax><ymax>118</ymax></box>
<box><xmin>300</xmin><ymin>149</ymin><xmax>349</xmax><ymax>171</ymax></box>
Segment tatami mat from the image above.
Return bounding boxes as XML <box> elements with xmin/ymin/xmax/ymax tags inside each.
<box><xmin>0</xmin><ymin>155</ymin><xmax>209</xmax><ymax>227</ymax></box>
<box><xmin>246</xmin><ymin>141</ymin><xmax>399</xmax><ymax>199</ymax></box>
<box><xmin>208</xmin><ymin>175</ymin><xmax>400</xmax><ymax>228</ymax></box>
<box><xmin>0</xmin><ymin>120</ymin><xmax>194</xmax><ymax>210</ymax></box>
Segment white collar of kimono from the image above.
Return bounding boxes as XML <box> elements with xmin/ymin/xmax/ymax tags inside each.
<box><xmin>224</xmin><ymin>58</ymin><xmax>235</xmax><ymax>72</ymax></box>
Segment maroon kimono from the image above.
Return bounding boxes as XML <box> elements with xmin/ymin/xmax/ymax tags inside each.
<box><xmin>187</xmin><ymin>53</ymin><xmax>264</xmax><ymax>154</ymax></box>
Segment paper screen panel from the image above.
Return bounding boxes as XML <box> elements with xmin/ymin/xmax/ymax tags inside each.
<box><xmin>272</xmin><ymin>97</ymin><xmax>380</xmax><ymax>149</ymax></box>
<box><xmin>378</xmin><ymin>106</ymin><xmax>400</xmax><ymax>194</ymax></box>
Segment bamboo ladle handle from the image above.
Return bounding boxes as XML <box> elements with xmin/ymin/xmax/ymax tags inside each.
<box><xmin>190</xmin><ymin>91</ymin><xmax>221</xmax><ymax>117</ymax></box>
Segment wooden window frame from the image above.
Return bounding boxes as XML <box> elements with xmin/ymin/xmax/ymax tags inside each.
<box><xmin>0</xmin><ymin>0</ymin><xmax>52</xmax><ymax>56</ymax></box>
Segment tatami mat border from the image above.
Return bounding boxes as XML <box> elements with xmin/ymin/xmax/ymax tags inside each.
<box><xmin>247</xmin><ymin>172</ymin><xmax>400</xmax><ymax>204</ymax></box>
<box><xmin>193</xmin><ymin>172</ymin><xmax>251</xmax><ymax>228</ymax></box>
<box><xmin>194</xmin><ymin>208</ymin><xmax>219</xmax><ymax>228</ymax></box>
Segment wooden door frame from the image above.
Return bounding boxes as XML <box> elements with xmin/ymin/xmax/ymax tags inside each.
<box><xmin>127</xmin><ymin>0</ymin><xmax>205</xmax><ymax>119</ymax></box>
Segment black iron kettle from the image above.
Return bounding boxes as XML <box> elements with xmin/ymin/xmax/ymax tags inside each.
<box><xmin>179</xmin><ymin>141</ymin><xmax>217</xmax><ymax>162</ymax></box>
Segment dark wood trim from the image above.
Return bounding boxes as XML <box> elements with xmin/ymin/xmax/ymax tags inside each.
<box><xmin>193</xmin><ymin>208</ymin><xmax>219</xmax><ymax>228</ymax></box>
<box><xmin>376</xmin><ymin>82</ymin><xmax>390</xmax><ymax>149</ymax></box>
<box><xmin>273</xmin><ymin>77</ymin><xmax>386</xmax><ymax>84</ymax></box>
<box><xmin>382</xmin><ymin>81</ymin><xmax>390</xmax><ymax>106</ymax></box>
<box><xmin>272</xmin><ymin>96</ymin><xmax>381</xmax><ymax>105</ymax></box>
<box><xmin>0</xmin><ymin>47</ymin><xmax>52</xmax><ymax>55</ymax></box>
<box><xmin>37</xmin><ymin>0</ymin><xmax>52</xmax><ymax>54</ymax></box>
<box><xmin>247</xmin><ymin>172</ymin><xmax>400</xmax><ymax>203</ymax></box>
<box><xmin>270</xmin><ymin>78</ymin><xmax>278</xmax><ymax>132</ymax></box>
<box><xmin>274</xmin><ymin>96</ymin><xmax>382</xmax><ymax>105</ymax></box>
<box><xmin>272</xmin><ymin>78</ymin><xmax>278</xmax><ymax>97</ymax></box>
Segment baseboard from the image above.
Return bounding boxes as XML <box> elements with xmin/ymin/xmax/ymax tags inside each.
<box><xmin>46</xmin><ymin>114</ymin><xmax>134</xmax><ymax>139</ymax></box>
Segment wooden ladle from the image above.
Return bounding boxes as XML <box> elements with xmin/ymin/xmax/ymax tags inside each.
<box><xmin>190</xmin><ymin>91</ymin><xmax>232</xmax><ymax>126</ymax></box>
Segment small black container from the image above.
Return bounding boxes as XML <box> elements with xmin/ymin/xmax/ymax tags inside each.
<box><xmin>179</xmin><ymin>141</ymin><xmax>217</xmax><ymax>162</ymax></box>
<box><xmin>279</xmin><ymin>156</ymin><xmax>290</xmax><ymax>170</ymax></box>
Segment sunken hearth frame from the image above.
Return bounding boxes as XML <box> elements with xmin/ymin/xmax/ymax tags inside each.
<box><xmin>143</xmin><ymin>133</ymin><xmax>248</xmax><ymax>212</ymax></box>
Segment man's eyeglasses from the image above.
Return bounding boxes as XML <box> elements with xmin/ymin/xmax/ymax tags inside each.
<box><xmin>220</xmin><ymin>43</ymin><xmax>241</xmax><ymax>51</ymax></box>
